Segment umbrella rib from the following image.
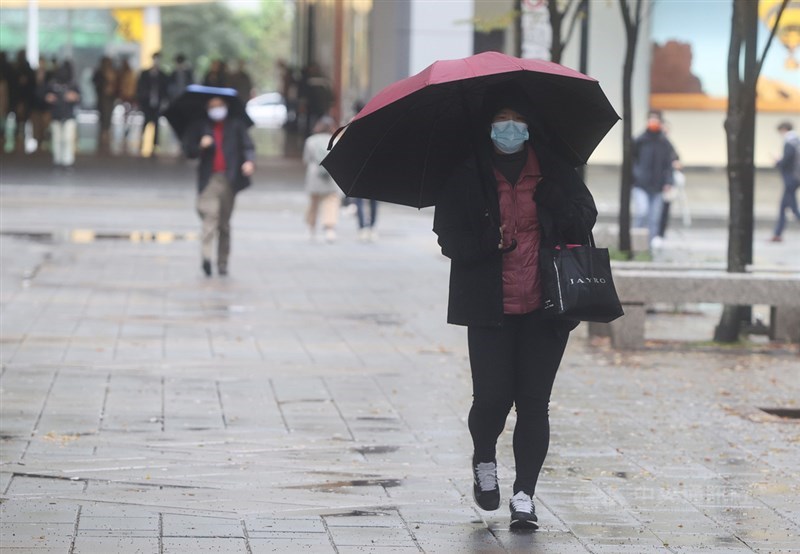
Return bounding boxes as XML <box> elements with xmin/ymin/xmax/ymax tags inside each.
<box><xmin>344</xmin><ymin>95</ymin><xmax>435</xmax><ymax>197</ymax></box>
<box><xmin>417</xmin><ymin>109</ymin><xmax>449</xmax><ymax>208</ymax></box>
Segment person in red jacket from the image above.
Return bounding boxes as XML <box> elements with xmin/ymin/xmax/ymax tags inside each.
<box><xmin>433</xmin><ymin>85</ymin><xmax>597</xmax><ymax>530</ymax></box>
<box><xmin>183</xmin><ymin>96</ymin><xmax>255</xmax><ymax>277</ymax></box>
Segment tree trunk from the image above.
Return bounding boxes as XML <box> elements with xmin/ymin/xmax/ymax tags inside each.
<box><xmin>619</xmin><ymin>48</ymin><xmax>634</xmax><ymax>255</ymax></box>
<box><xmin>548</xmin><ymin>1</ymin><xmax>565</xmax><ymax>64</ymax></box>
<box><xmin>514</xmin><ymin>0</ymin><xmax>523</xmax><ymax>57</ymax></box>
<box><xmin>714</xmin><ymin>0</ymin><xmax>759</xmax><ymax>342</ymax></box>
<box><xmin>617</xmin><ymin>1</ymin><xmax>640</xmax><ymax>256</ymax></box>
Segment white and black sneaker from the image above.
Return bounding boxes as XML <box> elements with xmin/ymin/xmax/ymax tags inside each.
<box><xmin>509</xmin><ymin>491</ymin><xmax>538</xmax><ymax>530</ymax></box>
<box><xmin>472</xmin><ymin>459</ymin><xmax>500</xmax><ymax>511</ymax></box>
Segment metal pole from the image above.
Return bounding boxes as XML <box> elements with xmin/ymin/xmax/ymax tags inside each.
<box><xmin>579</xmin><ymin>0</ymin><xmax>589</xmax><ymax>74</ymax></box>
<box><xmin>26</xmin><ymin>0</ymin><xmax>39</xmax><ymax>68</ymax></box>
<box><xmin>332</xmin><ymin>0</ymin><xmax>344</xmax><ymax>123</ymax></box>
<box><xmin>65</xmin><ymin>9</ymin><xmax>74</xmax><ymax>60</ymax></box>
<box><xmin>577</xmin><ymin>0</ymin><xmax>589</xmax><ymax>180</ymax></box>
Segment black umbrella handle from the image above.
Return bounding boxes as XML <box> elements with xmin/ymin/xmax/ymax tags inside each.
<box><xmin>500</xmin><ymin>239</ymin><xmax>517</xmax><ymax>254</ymax></box>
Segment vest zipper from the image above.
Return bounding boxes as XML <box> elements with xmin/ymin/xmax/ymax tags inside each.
<box><xmin>512</xmin><ymin>178</ymin><xmax>525</xmax><ymax>310</ymax></box>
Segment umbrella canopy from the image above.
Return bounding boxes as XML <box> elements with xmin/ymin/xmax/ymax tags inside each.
<box><xmin>321</xmin><ymin>51</ymin><xmax>619</xmax><ymax>208</ymax></box>
<box><xmin>163</xmin><ymin>84</ymin><xmax>252</xmax><ymax>140</ymax></box>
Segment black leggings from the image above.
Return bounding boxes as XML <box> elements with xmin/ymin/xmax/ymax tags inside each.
<box><xmin>467</xmin><ymin>311</ymin><xmax>569</xmax><ymax>496</ymax></box>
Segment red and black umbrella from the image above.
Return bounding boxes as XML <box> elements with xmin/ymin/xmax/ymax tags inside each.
<box><xmin>321</xmin><ymin>51</ymin><xmax>619</xmax><ymax>208</ymax></box>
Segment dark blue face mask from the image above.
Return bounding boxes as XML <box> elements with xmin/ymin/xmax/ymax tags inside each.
<box><xmin>490</xmin><ymin>120</ymin><xmax>529</xmax><ymax>154</ymax></box>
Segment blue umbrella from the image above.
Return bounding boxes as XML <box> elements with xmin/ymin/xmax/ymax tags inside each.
<box><xmin>164</xmin><ymin>84</ymin><xmax>253</xmax><ymax>140</ymax></box>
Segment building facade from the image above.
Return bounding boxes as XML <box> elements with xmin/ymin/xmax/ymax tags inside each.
<box><xmin>293</xmin><ymin>0</ymin><xmax>799</xmax><ymax>167</ymax></box>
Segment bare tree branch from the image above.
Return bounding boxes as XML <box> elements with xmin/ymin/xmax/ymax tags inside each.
<box><xmin>727</xmin><ymin>0</ymin><xmax>743</xmax><ymax>103</ymax></box>
<box><xmin>563</xmin><ymin>0</ymin><xmax>584</xmax><ymax>48</ymax></box>
<box><xmin>619</xmin><ymin>0</ymin><xmax>632</xmax><ymax>29</ymax></box>
<box><xmin>634</xmin><ymin>0</ymin><xmax>643</xmax><ymax>27</ymax></box>
<box><xmin>755</xmin><ymin>0</ymin><xmax>790</xmax><ymax>80</ymax></box>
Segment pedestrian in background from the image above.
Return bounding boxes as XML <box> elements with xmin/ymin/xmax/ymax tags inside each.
<box><xmin>228</xmin><ymin>60</ymin><xmax>253</xmax><ymax>102</ymax></box>
<box><xmin>44</xmin><ymin>61</ymin><xmax>80</xmax><ymax>169</ymax></box>
<box><xmin>433</xmin><ymin>85</ymin><xmax>597</xmax><ymax>530</ymax></box>
<box><xmin>355</xmin><ymin>198</ymin><xmax>378</xmax><ymax>242</ymax></box>
<box><xmin>302</xmin><ymin>116</ymin><xmax>340</xmax><ymax>243</ymax></box>
<box><xmin>632</xmin><ymin>110</ymin><xmax>674</xmax><ymax>249</ymax></box>
<box><xmin>183</xmin><ymin>95</ymin><xmax>255</xmax><ymax>277</ymax></box>
<box><xmin>300</xmin><ymin>62</ymin><xmax>333</xmax><ymax>137</ymax></box>
<box><xmin>0</xmin><ymin>52</ymin><xmax>11</xmax><ymax>153</ymax></box>
<box><xmin>92</xmin><ymin>56</ymin><xmax>118</xmax><ymax>153</ymax></box>
<box><xmin>117</xmin><ymin>58</ymin><xmax>138</xmax><ymax>152</ymax></box>
<box><xmin>11</xmin><ymin>50</ymin><xmax>34</xmax><ymax>153</ymax></box>
<box><xmin>168</xmin><ymin>53</ymin><xmax>194</xmax><ymax>102</ymax></box>
<box><xmin>771</xmin><ymin>121</ymin><xmax>800</xmax><ymax>242</ymax></box>
<box><xmin>136</xmin><ymin>52</ymin><xmax>168</xmax><ymax>157</ymax></box>
<box><xmin>203</xmin><ymin>59</ymin><xmax>227</xmax><ymax>88</ymax></box>
<box><xmin>347</xmin><ymin>97</ymin><xmax>378</xmax><ymax>242</ymax></box>
<box><xmin>30</xmin><ymin>56</ymin><xmax>52</xmax><ymax>153</ymax></box>
<box><xmin>657</xmin><ymin>121</ymin><xmax>682</xmax><ymax>239</ymax></box>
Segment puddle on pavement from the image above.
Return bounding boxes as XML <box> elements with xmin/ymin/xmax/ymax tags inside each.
<box><xmin>286</xmin><ymin>478</ymin><xmax>403</xmax><ymax>493</ymax></box>
<box><xmin>1</xmin><ymin>229</ymin><xmax>196</xmax><ymax>244</ymax></box>
<box><xmin>0</xmin><ymin>230</ymin><xmax>55</xmax><ymax>244</ymax></box>
<box><xmin>352</xmin><ymin>445</ymin><xmax>400</xmax><ymax>455</ymax></box>
<box><xmin>338</xmin><ymin>313</ymin><xmax>403</xmax><ymax>326</ymax></box>
<box><xmin>326</xmin><ymin>509</ymin><xmax>393</xmax><ymax>518</ymax></box>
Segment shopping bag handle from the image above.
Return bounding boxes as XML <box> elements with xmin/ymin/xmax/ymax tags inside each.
<box><xmin>552</xmin><ymin>230</ymin><xmax>595</xmax><ymax>251</ymax></box>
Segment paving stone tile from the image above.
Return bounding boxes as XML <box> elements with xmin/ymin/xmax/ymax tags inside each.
<box><xmin>4</xmin><ymin>475</ymin><xmax>86</xmax><ymax>496</ymax></box>
<box><xmin>161</xmin><ymin>514</ymin><xmax>244</xmax><ymax>538</ymax></box>
<box><xmin>78</xmin><ymin>516</ymin><xmax>158</xmax><ymax>532</ymax></box>
<box><xmin>249</xmin><ymin>537</ymin><xmax>335</xmax><ymax>553</ymax></box>
<box><xmin>655</xmin><ymin>532</ymin><xmax>752</xmax><ymax>548</ymax></box>
<box><xmin>162</xmin><ymin>537</ymin><xmax>249</xmax><ymax>553</ymax></box>
<box><xmin>336</xmin><ymin>545</ymin><xmax>419</xmax><ymax>554</ymax></box>
<box><xmin>245</xmin><ymin>517</ymin><xmax>326</xmax><ymax>533</ymax></box>
<box><xmin>0</xmin><ymin>533</ymin><xmax>74</xmax><ymax>549</ymax></box>
<box><xmin>324</xmin><ymin>514</ymin><xmax>405</xmax><ymax>528</ymax></box>
<box><xmin>324</xmin><ymin>525</ymin><xmax>416</xmax><ymax>547</ymax></box>
<box><xmin>586</xmin><ymin>545</ymin><xmax>673</xmax><ymax>553</ymax></box>
<box><xmin>72</xmin><ymin>536</ymin><xmax>159</xmax><ymax>553</ymax></box>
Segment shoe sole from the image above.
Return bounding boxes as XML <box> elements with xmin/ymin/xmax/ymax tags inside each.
<box><xmin>510</xmin><ymin>518</ymin><xmax>539</xmax><ymax>530</ymax></box>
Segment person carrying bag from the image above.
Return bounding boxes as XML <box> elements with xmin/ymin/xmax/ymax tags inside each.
<box><xmin>539</xmin><ymin>232</ymin><xmax>624</xmax><ymax>323</ymax></box>
<box><xmin>433</xmin><ymin>84</ymin><xmax>607</xmax><ymax>530</ymax></box>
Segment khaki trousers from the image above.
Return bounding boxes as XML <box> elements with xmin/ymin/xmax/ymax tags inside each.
<box><xmin>197</xmin><ymin>173</ymin><xmax>235</xmax><ymax>270</ymax></box>
<box><xmin>306</xmin><ymin>193</ymin><xmax>340</xmax><ymax>230</ymax></box>
<box><xmin>51</xmin><ymin>119</ymin><xmax>77</xmax><ymax>166</ymax></box>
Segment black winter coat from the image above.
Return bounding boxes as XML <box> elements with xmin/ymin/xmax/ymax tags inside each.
<box><xmin>632</xmin><ymin>130</ymin><xmax>675</xmax><ymax>193</ymax></box>
<box><xmin>433</xmin><ymin>139</ymin><xmax>597</xmax><ymax>328</ymax></box>
<box><xmin>45</xmin><ymin>81</ymin><xmax>80</xmax><ymax>122</ymax></box>
<box><xmin>136</xmin><ymin>69</ymin><xmax>168</xmax><ymax>111</ymax></box>
<box><xmin>183</xmin><ymin>117</ymin><xmax>255</xmax><ymax>194</ymax></box>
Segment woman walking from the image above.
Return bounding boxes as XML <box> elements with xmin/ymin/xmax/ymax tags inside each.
<box><xmin>45</xmin><ymin>62</ymin><xmax>81</xmax><ymax>169</ymax></box>
<box><xmin>433</xmin><ymin>85</ymin><xmax>597</xmax><ymax>529</ymax></box>
<box><xmin>303</xmin><ymin>117</ymin><xmax>341</xmax><ymax>242</ymax></box>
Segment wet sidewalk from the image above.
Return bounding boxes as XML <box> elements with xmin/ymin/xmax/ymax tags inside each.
<box><xmin>1</xmin><ymin>162</ymin><xmax>799</xmax><ymax>553</ymax></box>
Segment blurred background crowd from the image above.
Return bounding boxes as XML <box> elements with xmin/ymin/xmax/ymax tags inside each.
<box><xmin>0</xmin><ymin>47</ymin><xmax>334</xmax><ymax>159</ymax></box>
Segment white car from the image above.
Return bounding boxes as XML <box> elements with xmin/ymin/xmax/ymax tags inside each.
<box><xmin>246</xmin><ymin>92</ymin><xmax>288</xmax><ymax>128</ymax></box>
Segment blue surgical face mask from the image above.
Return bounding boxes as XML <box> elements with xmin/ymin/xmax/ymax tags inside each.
<box><xmin>490</xmin><ymin>120</ymin><xmax>529</xmax><ymax>154</ymax></box>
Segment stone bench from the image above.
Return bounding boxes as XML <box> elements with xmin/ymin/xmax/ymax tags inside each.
<box><xmin>590</xmin><ymin>269</ymin><xmax>800</xmax><ymax>349</ymax></box>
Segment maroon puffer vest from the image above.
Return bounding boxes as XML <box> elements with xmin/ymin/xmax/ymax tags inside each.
<box><xmin>494</xmin><ymin>146</ymin><xmax>543</xmax><ymax>314</ymax></box>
